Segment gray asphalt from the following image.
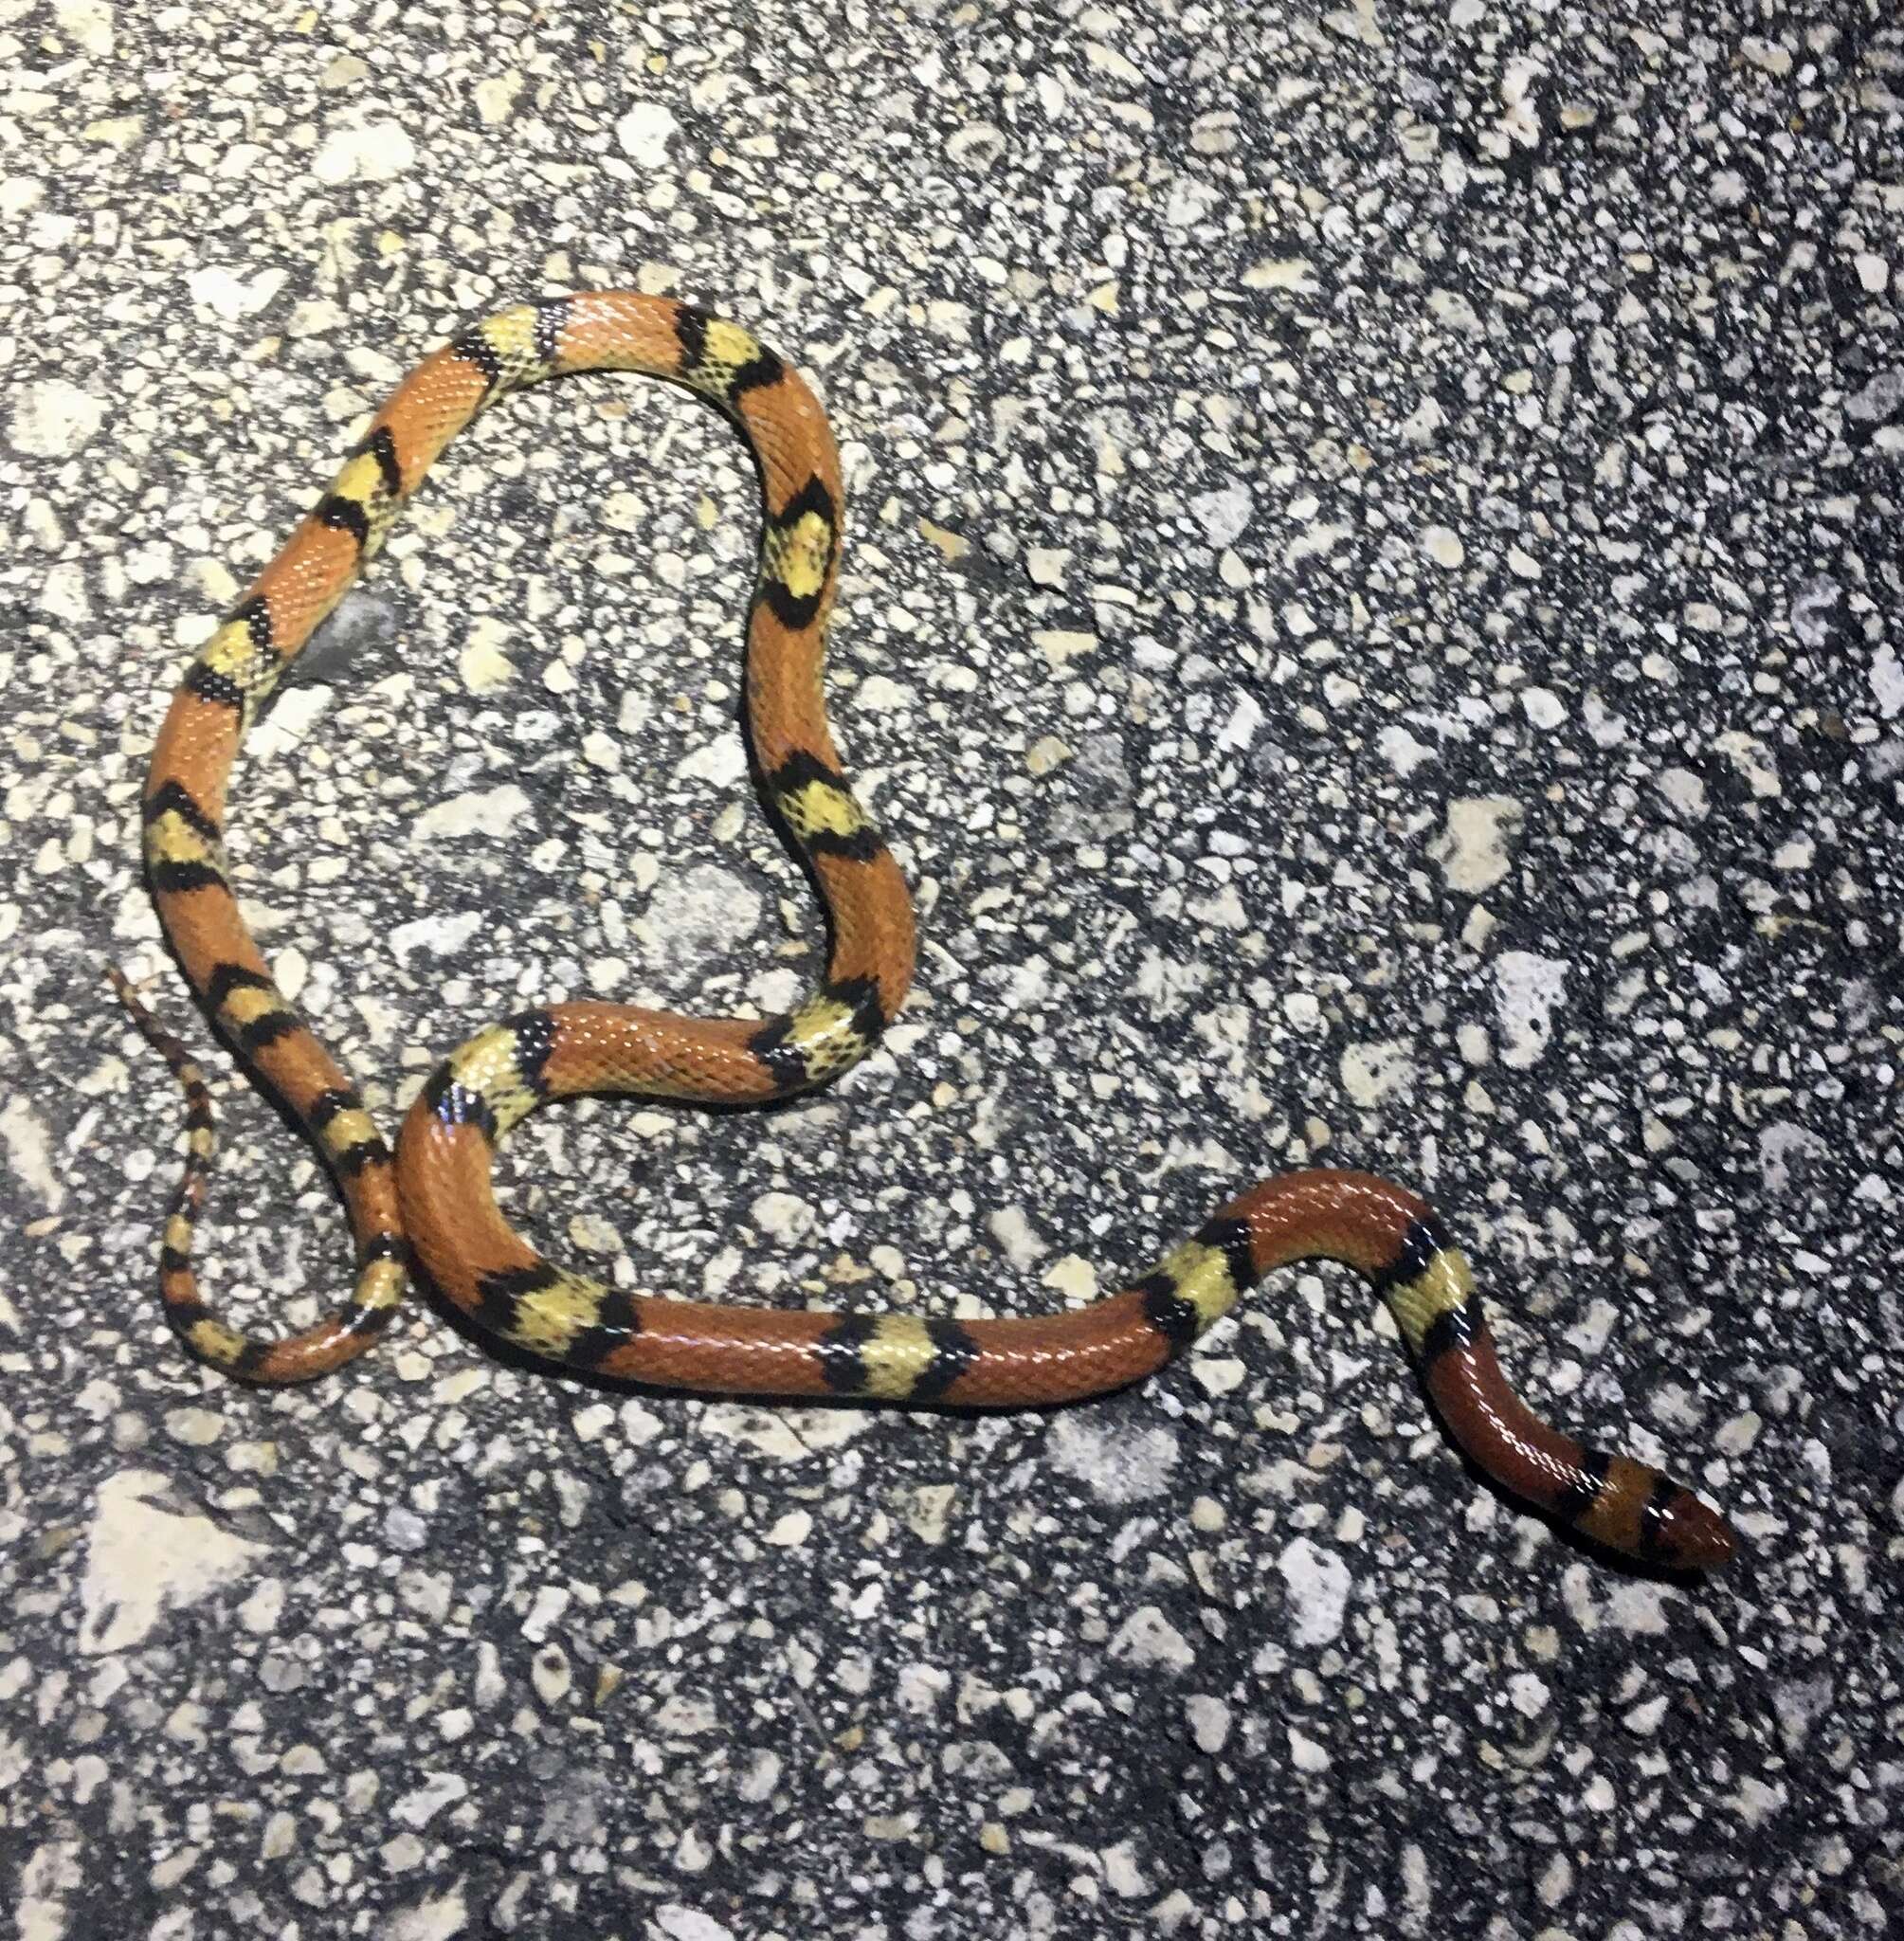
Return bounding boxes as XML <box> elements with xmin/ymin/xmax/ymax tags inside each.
<box><xmin>2</xmin><ymin>3</ymin><xmax>1899</xmax><ymax>1936</ymax></box>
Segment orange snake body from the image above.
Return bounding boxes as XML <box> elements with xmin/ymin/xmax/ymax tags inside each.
<box><xmin>113</xmin><ymin>292</ymin><xmax>1736</xmax><ymax>1574</ymax></box>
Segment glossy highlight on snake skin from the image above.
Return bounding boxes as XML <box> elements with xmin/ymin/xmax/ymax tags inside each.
<box><xmin>112</xmin><ymin>292</ymin><xmax>1737</xmax><ymax>1573</ymax></box>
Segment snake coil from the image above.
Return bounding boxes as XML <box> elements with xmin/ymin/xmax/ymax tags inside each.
<box><xmin>112</xmin><ymin>292</ymin><xmax>1736</xmax><ymax>1573</ymax></box>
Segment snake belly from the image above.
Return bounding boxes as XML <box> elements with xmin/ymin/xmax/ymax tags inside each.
<box><xmin>115</xmin><ymin>291</ymin><xmax>1736</xmax><ymax>1573</ymax></box>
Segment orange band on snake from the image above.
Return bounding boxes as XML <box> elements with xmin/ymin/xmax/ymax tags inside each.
<box><xmin>112</xmin><ymin>292</ymin><xmax>1737</xmax><ymax>1573</ymax></box>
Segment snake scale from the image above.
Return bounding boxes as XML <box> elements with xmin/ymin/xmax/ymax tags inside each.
<box><xmin>111</xmin><ymin>290</ymin><xmax>1737</xmax><ymax>1573</ymax></box>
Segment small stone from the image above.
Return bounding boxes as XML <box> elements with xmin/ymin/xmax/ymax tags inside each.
<box><xmin>1190</xmin><ymin>1358</ymin><xmax>1246</xmax><ymax>1397</ymax></box>
<box><xmin>737</xmin><ymin>1751</ymin><xmax>781</xmax><ymax>1803</ymax></box>
<box><xmin>1339</xmin><ymin>1040</ymin><xmax>1414</xmax><ymax>1107</ymax></box>
<box><xmin>412</xmin><ymin>785</ymin><xmax>533</xmax><ymax>843</ymax></box>
<box><xmin>1377</xmin><ymin>726</ymin><xmax>1435</xmax><ymax>777</ymax></box>
<box><xmin>1714</xmin><ymin>1410</ymin><xmax>1762</xmax><ymax>1456</ymax></box>
<box><xmin>389</xmin><ymin>910</ymin><xmax>481</xmax><ymax>963</ymax></box>
<box><xmin>1241</xmin><ymin>257</ymin><xmax>1316</xmax><ymax>293</ymax></box>
<box><xmin>854</xmin><ymin>674</ymin><xmax>912</xmax><ymax>712</ymax></box>
<box><xmin>392</xmin><ymin>1773</ymin><xmax>468</xmax><ymax>1828</ymax></box>
<box><xmin>1714</xmin><ymin>732</ymin><xmax>1782</xmax><ymax>797</ymax></box>
<box><xmin>1845</xmin><ymin>372</ymin><xmax>1904</xmax><ymax>425</ymax></box>
<box><xmin>1185</xmin><ymin>1694</ymin><xmax>1231</xmax><ymax>1753</ymax></box>
<box><xmin>1216</xmin><ymin>693</ymin><xmax>1263</xmax><ymax>751</ymax></box>
<box><xmin>905</xmin><ymin>1484</ymin><xmax>954</xmax><ymax>1545</ymax></box>
<box><xmin>475</xmin><ymin>73</ymin><xmax>523</xmax><ymax>125</ymax></box>
<box><xmin>85</xmin><ymin>114</ymin><xmax>145</xmax><ymax>149</ymax></box>
<box><xmin>1507</xmin><ymin>1673</ymin><xmax>1550</xmax><ymax>1717</ymax></box>
<box><xmin>55</xmin><ymin>0</ymin><xmax>115</xmax><ymax>55</ymax></box>
<box><xmin>1429</xmin><ymin>797</ymin><xmax>1524</xmax><ymax>894</ymax></box>
<box><xmin>1101</xmin><ymin>1841</ymin><xmax>1148</xmax><ymax>1897</ymax></box>
<box><xmin>571</xmin><ymin>1404</ymin><xmax>615</xmax><ymax>1443</ymax></box>
<box><xmin>10</xmin><ymin>379</ymin><xmax>107</xmax><ymax>457</ymax></box>
<box><xmin>313</xmin><ymin>118</ymin><xmax>415</xmax><ymax>184</ymax></box>
<box><xmin>1191</xmin><ymin>109</ymin><xmax>1240</xmax><ymax>154</ymax></box>
<box><xmin>1730</xmin><ymin>1776</ymin><xmax>1788</xmax><ymax>1828</ymax></box>
<box><xmin>247</xmin><ymin>688</ymin><xmax>332</xmax><ymax>761</ymax></box>
<box><xmin>1043</xmin><ymin>1254</ymin><xmax>1097</xmax><ymax>1300</ymax></box>
<box><xmin>521</xmin><ymin>1586</ymin><xmax>570</xmax><ymax>1642</ymax></box>
<box><xmin>1032</xmin><ymin>628</ymin><xmax>1097</xmax><ymax>667</ymax></box>
<box><xmin>1189</xmin><ymin>483</ymin><xmax>1253</xmax><ymax>547</ymax></box>
<box><xmin>1771</xmin><ymin>1676</ymin><xmax>1833</xmax><ymax>1752</ymax></box>
<box><xmin>0</xmin><ymin>1095</ymin><xmax>63</xmax><ymax>1212</ymax></box>
<box><xmin>80</xmin><ymin>1472</ymin><xmax>268</xmax><ymax>1654</ymax></box>
<box><xmin>186</xmin><ymin>265</ymin><xmax>287</xmax><ymax>319</ymax></box>
<box><xmin>1871</xmin><ymin>644</ymin><xmax>1904</xmax><ymax>720</ymax></box>
<box><xmin>947</xmin><ymin>120</ymin><xmax>1006</xmax><ymax>172</ymax></box>
<box><xmin>1422</xmin><ymin>524</ymin><xmax>1464</xmax><ymax>568</ymax></box>
<box><xmin>616</xmin><ymin>102</ymin><xmax>678</xmax><ymax>166</ymax></box>
<box><xmin>1277</xmin><ymin>1538</ymin><xmax>1351</xmax><ymax>1646</ymax></box>
<box><xmin>1536</xmin><ymin>1853</ymin><xmax>1574</xmax><ymax>1907</ymax></box>
<box><xmin>531</xmin><ymin>1645</ymin><xmax>572</xmax><ymax>1707</ymax></box>
<box><xmin>988</xmin><ymin>1206</ymin><xmax>1046</xmax><ymax>1269</ymax></box>
<box><xmin>917</xmin><ymin>517</ymin><xmax>969</xmax><ymax>560</ymax></box>
<box><xmin>384</xmin><ymin>1886</ymin><xmax>464</xmax><ymax>1933</ymax></box>
<box><xmin>238</xmin><ymin>1579</ymin><xmax>285</xmax><ymax>1635</ymax></box>
<box><xmin>1493</xmin><ymin>952</ymin><xmax>1569</xmax><ymax>1068</ymax></box>
<box><xmin>459</xmin><ymin>621</ymin><xmax>516</xmax><ymax>693</ymax></box>
<box><xmin>1657</xmin><ymin>767</ymin><xmax>1708</xmax><ymax>819</ymax></box>
<box><xmin>1108</xmin><ymin>1605</ymin><xmax>1195</xmax><ymax>1670</ymax></box>
<box><xmin>654</xmin><ymin>1909</ymin><xmax>733</xmax><ymax>1941</ymax></box>
<box><xmin>644</xmin><ymin>862</ymin><xmax>762</xmax><ymax>970</ymax></box>
<box><xmin>164</xmin><ymin>1408</ymin><xmax>225</xmax><ymax>1447</ymax></box>
<box><xmin>752</xmin><ymin>1191</ymin><xmax>814</xmax><ymax>1243</ymax></box>
<box><xmin>1047</xmin><ymin>1416</ymin><xmax>1179</xmax><ymax>1506</ymax></box>
<box><xmin>1521</xmin><ymin>687</ymin><xmax>1565</xmax><ymax>729</ymax></box>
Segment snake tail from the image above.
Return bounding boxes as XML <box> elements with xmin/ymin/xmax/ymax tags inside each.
<box><xmin>105</xmin><ymin>961</ymin><xmax>406</xmax><ymax>1381</ymax></box>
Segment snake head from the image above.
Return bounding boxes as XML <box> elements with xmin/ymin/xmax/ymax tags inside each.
<box><xmin>1651</xmin><ymin>1487</ymin><xmax>1739</xmax><ymax>1571</ymax></box>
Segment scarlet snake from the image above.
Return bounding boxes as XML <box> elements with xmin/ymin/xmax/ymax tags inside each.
<box><xmin>110</xmin><ymin>291</ymin><xmax>1737</xmax><ymax>1572</ymax></box>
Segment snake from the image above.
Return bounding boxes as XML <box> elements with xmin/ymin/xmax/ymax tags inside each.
<box><xmin>110</xmin><ymin>290</ymin><xmax>1737</xmax><ymax>1574</ymax></box>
